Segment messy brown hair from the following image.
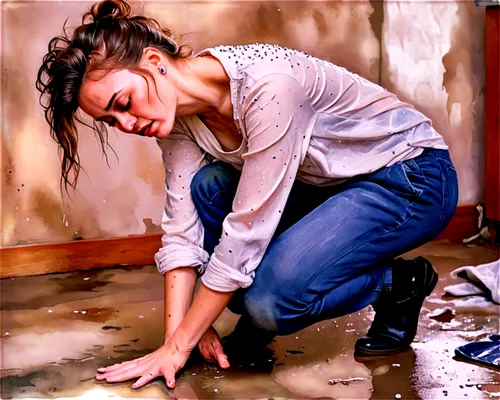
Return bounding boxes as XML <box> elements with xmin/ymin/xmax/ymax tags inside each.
<box><xmin>36</xmin><ymin>0</ymin><xmax>192</xmax><ymax>191</ymax></box>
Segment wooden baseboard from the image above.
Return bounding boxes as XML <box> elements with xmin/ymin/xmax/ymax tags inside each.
<box><xmin>0</xmin><ymin>205</ymin><xmax>480</xmax><ymax>279</ymax></box>
<box><xmin>0</xmin><ymin>233</ymin><xmax>162</xmax><ymax>279</ymax></box>
<box><xmin>436</xmin><ymin>205</ymin><xmax>479</xmax><ymax>241</ymax></box>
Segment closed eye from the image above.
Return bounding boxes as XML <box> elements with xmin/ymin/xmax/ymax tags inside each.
<box><xmin>118</xmin><ymin>96</ymin><xmax>131</xmax><ymax>111</ymax></box>
<box><xmin>96</xmin><ymin>95</ymin><xmax>130</xmax><ymax>127</ymax></box>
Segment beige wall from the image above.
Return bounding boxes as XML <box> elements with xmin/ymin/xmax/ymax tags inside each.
<box><xmin>0</xmin><ymin>0</ymin><xmax>485</xmax><ymax>247</ymax></box>
<box><xmin>381</xmin><ymin>1</ymin><xmax>485</xmax><ymax>206</ymax></box>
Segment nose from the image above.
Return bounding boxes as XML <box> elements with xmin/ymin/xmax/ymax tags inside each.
<box><xmin>116</xmin><ymin>114</ymin><xmax>137</xmax><ymax>134</ymax></box>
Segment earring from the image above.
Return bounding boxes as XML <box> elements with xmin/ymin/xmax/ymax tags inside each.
<box><xmin>158</xmin><ymin>65</ymin><xmax>166</xmax><ymax>75</ymax></box>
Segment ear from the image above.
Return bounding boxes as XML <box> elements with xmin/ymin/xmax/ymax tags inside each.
<box><xmin>140</xmin><ymin>47</ymin><xmax>165</xmax><ymax>69</ymax></box>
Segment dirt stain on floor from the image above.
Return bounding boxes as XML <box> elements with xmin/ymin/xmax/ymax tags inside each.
<box><xmin>1</xmin><ymin>240</ymin><xmax>498</xmax><ymax>399</ymax></box>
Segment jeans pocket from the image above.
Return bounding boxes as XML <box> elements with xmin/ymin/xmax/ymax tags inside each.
<box><xmin>399</xmin><ymin>160</ymin><xmax>424</xmax><ymax>197</ymax></box>
<box><xmin>436</xmin><ymin>157</ymin><xmax>458</xmax><ymax>222</ymax></box>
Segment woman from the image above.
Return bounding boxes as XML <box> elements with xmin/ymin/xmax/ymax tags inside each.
<box><xmin>36</xmin><ymin>0</ymin><xmax>458</xmax><ymax>389</ymax></box>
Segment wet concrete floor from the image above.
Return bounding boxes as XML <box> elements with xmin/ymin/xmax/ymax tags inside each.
<box><xmin>1</xmin><ymin>239</ymin><xmax>499</xmax><ymax>399</ymax></box>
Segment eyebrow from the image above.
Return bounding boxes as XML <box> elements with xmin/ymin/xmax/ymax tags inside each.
<box><xmin>105</xmin><ymin>89</ymin><xmax>122</xmax><ymax>111</ymax></box>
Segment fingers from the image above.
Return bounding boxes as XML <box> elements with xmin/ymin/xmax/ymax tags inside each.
<box><xmin>97</xmin><ymin>357</ymin><xmax>160</xmax><ymax>383</ymax></box>
<box><xmin>99</xmin><ymin>366</ymin><xmax>144</xmax><ymax>383</ymax></box>
<box><xmin>132</xmin><ymin>371</ymin><xmax>157</xmax><ymax>389</ymax></box>
<box><xmin>97</xmin><ymin>354</ymin><xmax>148</xmax><ymax>373</ymax></box>
<box><xmin>98</xmin><ymin>362</ymin><xmax>130</xmax><ymax>373</ymax></box>
<box><xmin>212</xmin><ymin>340</ymin><xmax>230</xmax><ymax>369</ymax></box>
<box><xmin>199</xmin><ymin>346</ymin><xmax>216</xmax><ymax>364</ymax></box>
<box><xmin>96</xmin><ymin>359</ymin><xmax>149</xmax><ymax>381</ymax></box>
<box><xmin>165</xmin><ymin>371</ymin><xmax>176</xmax><ymax>388</ymax></box>
<box><xmin>96</xmin><ymin>362</ymin><xmax>141</xmax><ymax>381</ymax></box>
<box><xmin>217</xmin><ymin>353</ymin><xmax>230</xmax><ymax>369</ymax></box>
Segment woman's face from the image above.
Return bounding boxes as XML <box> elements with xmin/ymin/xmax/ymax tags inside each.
<box><xmin>78</xmin><ymin>66</ymin><xmax>176</xmax><ymax>139</ymax></box>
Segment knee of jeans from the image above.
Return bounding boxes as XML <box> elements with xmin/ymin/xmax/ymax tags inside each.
<box><xmin>243</xmin><ymin>291</ymin><xmax>280</xmax><ymax>332</ymax></box>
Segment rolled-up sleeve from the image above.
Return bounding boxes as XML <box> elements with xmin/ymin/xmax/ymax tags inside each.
<box><xmin>201</xmin><ymin>74</ymin><xmax>317</xmax><ymax>292</ymax></box>
<box><xmin>154</xmin><ymin>129</ymin><xmax>210</xmax><ymax>275</ymax></box>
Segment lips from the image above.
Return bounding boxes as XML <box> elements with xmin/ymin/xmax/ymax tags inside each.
<box><xmin>139</xmin><ymin>122</ymin><xmax>154</xmax><ymax>137</ymax></box>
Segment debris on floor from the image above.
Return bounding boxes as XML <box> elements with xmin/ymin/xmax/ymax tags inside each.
<box><xmin>328</xmin><ymin>376</ymin><xmax>371</xmax><ymax>385</ymax></box>
<box><xmin>1</xmin><ymin>239</ymin><xmax>498</xmax><ymax>399</ymax></box>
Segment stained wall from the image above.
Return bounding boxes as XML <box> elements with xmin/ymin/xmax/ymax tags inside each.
<box><xmin>0</xmin><ymin>1</ymin><xmax>485</xmax><ymax>247</ymax></box>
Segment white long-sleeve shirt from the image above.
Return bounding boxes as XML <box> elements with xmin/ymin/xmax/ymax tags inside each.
<box><xmin>154</xmin><ymin>43</ymin><xmax>448</xmax><ymax>292</ymax></box>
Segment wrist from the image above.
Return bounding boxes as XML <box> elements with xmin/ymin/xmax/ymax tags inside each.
<box><xmin>167</xmin><ymin>327</ymin><xmax>195</xmax><ymax>354</ymax></box>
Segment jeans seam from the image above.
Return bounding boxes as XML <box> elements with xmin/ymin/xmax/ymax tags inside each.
<box><xmin>436</xmin><ymin>156</ymin><xmax>457</xmax><ymax>171</ymax></box>
<box><xmin>208</xmin><ymin>188</ymin><xmax>226</xmax><ymax>205</ymax></box>
<box><xmin>400</xmin><ymin>162</ymin><xmax>423</xmax><ymax>196</ymax></box>
<box><xmin>303</xmin><ymin>199</ymin><xmax>417</xmax><ymax>302</ymax></box>
<box><xmin>406</xmin><ymin>158</ymin><xmax>424</xmax><ymax>176</ymax></box>
<box><xmin>431</xmin><ymin>154</ymin><xmax>448</xmax><ymax>221</ymax></box>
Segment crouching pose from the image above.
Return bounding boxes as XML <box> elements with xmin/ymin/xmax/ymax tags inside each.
<box><xmin>37</xmin><ymin>0</ymin><xmax>458</xmax><ymax>389</ymax></box>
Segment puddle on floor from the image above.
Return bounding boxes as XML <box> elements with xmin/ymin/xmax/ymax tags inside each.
<box><xmin>1</xmin><ymin>240</ymin><xmax>499</xmax><ymax>399</ymax></box>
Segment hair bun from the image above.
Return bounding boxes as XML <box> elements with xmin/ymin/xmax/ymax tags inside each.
<box><xmin>88</xmin><ymin>0</ymin><xmax>131</xmax><ymax>23</ymax></box>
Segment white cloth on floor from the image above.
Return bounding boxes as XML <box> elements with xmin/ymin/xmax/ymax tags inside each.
<box><xmin>444</xmin><ymin>259</ymin><xmax>500</xmax><ymax>304</ymax></box>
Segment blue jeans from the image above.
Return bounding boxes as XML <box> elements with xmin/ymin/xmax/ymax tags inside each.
<box><xmin>190</xmin><ymin>148</ymin><xmax>458</xmax><ymax>335</ymax></box>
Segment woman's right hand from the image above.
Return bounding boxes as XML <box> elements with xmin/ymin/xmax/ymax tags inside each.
<box><xmin>198</xmin><ymin>326</ymin><xmax>230</xmax><ymax>369</ymax></box>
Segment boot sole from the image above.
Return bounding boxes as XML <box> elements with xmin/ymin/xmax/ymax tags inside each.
<box><xmin>354</xmin><ymin>344</ymin><xmax>411</xmax><ymax>357</ymax></box>
<box><xmin>355</xmin><ymin>258</ymin><xmax>438</xmax><ymax>357</ymax></box>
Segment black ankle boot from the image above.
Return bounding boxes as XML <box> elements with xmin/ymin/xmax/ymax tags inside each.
<box><xmin>355</xmin><ymin>257</ymin><xmax>438</xmax><ymax>356</ymax></box>
<box><xmin>221</xmin><ymin>317</ymin><xmax>277</xmax><ymax>367</ymax></box>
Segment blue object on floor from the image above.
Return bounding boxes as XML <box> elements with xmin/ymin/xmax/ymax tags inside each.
<box><xmin>455</xmin><ymin>335</ymin><xmax>500</xmax><ymax>369</ymax></box>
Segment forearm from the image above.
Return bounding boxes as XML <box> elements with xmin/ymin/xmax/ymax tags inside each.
<box><xmin>164</xmin><ymin>267</ymin><xmax>197</xmax><ymax>341</ymax></box>
<box><xmin>170</xmin><ymin>284</ymin><xmax>234</xmax><ymax>352</ymax></box>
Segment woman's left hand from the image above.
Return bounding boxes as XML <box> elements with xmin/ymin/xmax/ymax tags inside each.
<box><xmin>95</xmin><ymin>341</ymin><xmax>190</xmax><ymax>389</ymax></box>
